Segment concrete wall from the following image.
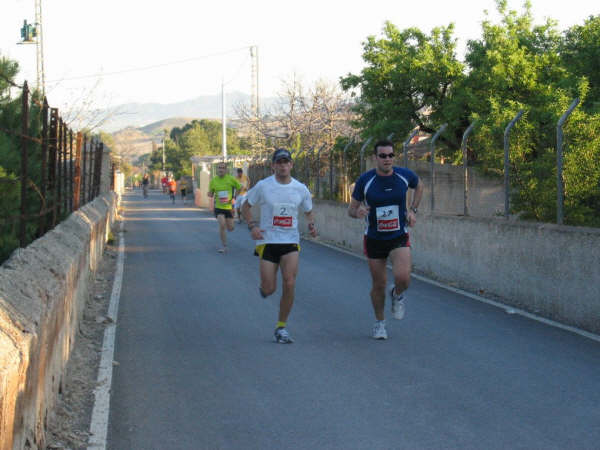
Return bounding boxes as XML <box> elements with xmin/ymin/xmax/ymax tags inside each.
<box><xmin>300</xmin><ymin>200</ymin><xmax>600</xmax><ymax>334</ymax></box>
<box><xmin>0</xmin><ymin>192</ymin><xmax>118</xmax><ymax>450</ymax></box>
<box><xmin>405</xmin><ymin>160</ymin><xmax>505</xmax><ymax>217</ymax></box>
<box><xmin>194</xmin><ymin>169</ymin><xmax>212</xmax><ymax>208</ymax></box>
<box><xmin>363</xmin><ymin>158</ymin><xmax>504</xmax><ymax>217</ymax></box>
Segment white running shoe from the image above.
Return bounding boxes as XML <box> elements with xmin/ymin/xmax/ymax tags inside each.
<box><xmin>372</xmin><ymin>321</ymin><xmax>388</xmax><ymax>340</ymax></box>
<box><xmin>390</xmin><ymin>286</ymin><xmax>405</xmax><ymax>320</ymax></box>
<box><xmin>274</xmin><ymin>327</ymin><xmax>294</xmax><ymax>344</ymax></box>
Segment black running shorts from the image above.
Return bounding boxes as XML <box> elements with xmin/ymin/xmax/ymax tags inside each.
<box><xmin>214</xmin><ymin>208</ymin><xmax>233</xmax><ymax>219</ymax></box>
<box><xmin>363</xmin><ymin>234</ymin><xmax>410</xmax><ymax>259</ymax></box>
<box><xmin>254</xmin><ymin>243</ymin><xmax>300</xmax><ymax>264</ymax></box>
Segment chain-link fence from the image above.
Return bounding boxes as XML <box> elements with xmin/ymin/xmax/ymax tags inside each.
<box><xmin>240</xmin><ymin>97</ymin><xmax>585</xmax><ymax>224</ymax></box>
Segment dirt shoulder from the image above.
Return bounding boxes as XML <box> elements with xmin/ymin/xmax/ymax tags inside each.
<box><xmin>46</xmin><ymin>229</ymin><xmax>119</xmax><ymax>450</ymax></box>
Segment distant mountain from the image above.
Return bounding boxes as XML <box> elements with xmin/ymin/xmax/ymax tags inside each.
<box><xmin>101</xmin><ymin>91</ymin><xmax>278</xmax><ymax>133</ymax></box>
<box><xmin>138</xmin><ymin>118</ymin><xmax>197</xmax><ymax>136</ymax></box>
<box><xmin>112</xmin><ymin>116</ymin><xmax>249</xmax><ymax>163</ymax></box>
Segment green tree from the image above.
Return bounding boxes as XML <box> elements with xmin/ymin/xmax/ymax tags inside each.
<box><xmin>171</xmin><ymin>119</ymin><xmax>247</xmax><ymax>156</ymax></box>
<box><xmin>561</xmin><ymin>15</ymin><xmax>600</xmax><ymax>112</ymax></box>
<box><xmin>0</xmin><ymin>55</ymin><xmax>50</xmax><ymax>260</ymax></box>
<box><xmin>463</xmin><ymin>1</ymin><xmax>592</xmax><ymax>222</ymax></box>
<box><xmin>340</xmin><ymin>0</ymin><xmax>599</xmax><ymax>226</ymax></box>
<box><xmin>340</xmin><ymin>21</ymin><xmax>464</xmax><ymax>151</ymax></box>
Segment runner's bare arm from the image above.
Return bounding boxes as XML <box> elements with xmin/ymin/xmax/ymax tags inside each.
<box><xmin>242</xmin><ymin>201</ymin><xmax>264</xmax><ymax>240</ymax></box>
<box><xmin>348</xmin><ymin>197</ymin><xmax>369</xmax><ymax>219</ymax></box>
<box><xmin>407</xmin><ymin>180</ymin><xmax>424</xmax><ymax>227</ymax></box>
<box><xmin>304</xmin><ymin>210</ymin><xmax>317</xmax><ymax>237</ymax></box>
<box><xmin>241</xmin><ymin>201</ymin><xmax>253</xmax><ymax>224</ymax></box>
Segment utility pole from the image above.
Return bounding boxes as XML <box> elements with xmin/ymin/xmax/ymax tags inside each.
<box><xmin>222</xmin><ymin>78</ymin><xmax>227</xmax><ymax>158</ymax></box>
<box><xmin>18</xmin><ymin>0</ymin><xmax>45</xmax><ymax>94</ymax></box>
<box><xmin>250</xmin><ymin>46</ymin><xmax>259</xmax><ymax>118</ymax></box>
<box><xmin>162</xmin><ymin>130</ymin><xmax>166</xmax><ymax>172</ymax></box>
<box><xmin>34</xmin><ymin>0</ymin><xmax>45</xmax><ymax>94</ymax></box>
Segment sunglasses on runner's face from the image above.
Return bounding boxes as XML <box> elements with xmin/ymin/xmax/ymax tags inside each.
<box><xmin>377</xmin><ymin>153</ymin><xmax>394</xmax><ymax>159</ymax></box>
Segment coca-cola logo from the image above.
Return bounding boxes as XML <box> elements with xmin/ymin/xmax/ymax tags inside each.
<box><xmin>378</xmin><ymin>219</ymin><xmax>398</xmax><ymax>230</ymax></box>
<box><xmin>273</xmin><ymin>216</ymin><xmax>293</xmax><ymax>227</ymax></box>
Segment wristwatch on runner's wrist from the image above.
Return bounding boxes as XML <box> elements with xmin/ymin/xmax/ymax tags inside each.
<box><xmin>410</xmin><ymin>207</ymin><xmax>418</xmax><ymax>214</ymax></box>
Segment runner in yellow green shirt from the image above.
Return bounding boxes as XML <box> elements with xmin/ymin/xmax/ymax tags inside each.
<box><xmin>207</xmin><ymin>162</ymin><xmax>241</xmax><ymax>253</ymax></box>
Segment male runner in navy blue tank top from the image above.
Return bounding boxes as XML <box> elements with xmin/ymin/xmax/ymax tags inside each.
<box><xmin>348</xmin><ymin>139</ymin><xmax>423</xmax><ymax>340</ymax></box>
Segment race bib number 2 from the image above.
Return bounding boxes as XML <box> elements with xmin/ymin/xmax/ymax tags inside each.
<box><xmin>376</xmin><ymin>205</ymin><xmax>400</xmax><ymax>232</ymax></box>
<box><xmin>273</xmin><ymin>203</ymin><xmax>296</xmax><ymax>228</ymax></box>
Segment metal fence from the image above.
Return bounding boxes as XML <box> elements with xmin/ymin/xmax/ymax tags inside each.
<box><xmin>243</xmin><ymin>98</ymin><xmax>582</xmax><ymax>224</ymax></box>
<box><xmin>0</xmin><ymin>78</ymin><xmax>110</xmax><ymax>261</ymax></box>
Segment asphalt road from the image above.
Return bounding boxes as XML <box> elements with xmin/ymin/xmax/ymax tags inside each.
<box><xmin>107</xmin><ymin>189</ymin><xmax>600</xmax><ymax>450</ymax></box>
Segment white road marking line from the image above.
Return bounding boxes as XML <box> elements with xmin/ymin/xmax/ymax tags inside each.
<box><xmin>308</xmin><ymin>237</ymin><xmax>600</xmax><ymax>343</ymax></box>
<box><xmin>88</xmin><ymin>220</ymin><xmax>125</xmax><ymax>449</ymax></box>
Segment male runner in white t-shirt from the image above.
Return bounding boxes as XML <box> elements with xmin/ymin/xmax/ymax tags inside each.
<box><xmin>241</xmin><ymin>148</ymin><xmax>318</xmax><ymax>343</ymax></box>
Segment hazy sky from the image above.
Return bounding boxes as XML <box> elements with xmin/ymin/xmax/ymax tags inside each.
<box><xmin>1</xmin><ymin>0</ymin><xmax>597</xmax><ymax>115</ymax></box>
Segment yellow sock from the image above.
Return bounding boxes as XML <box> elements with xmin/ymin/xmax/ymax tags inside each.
<box><xmin>276</xmin><ymin>321</ymin><xmax>286</xmax><ymax>329</ymax></box>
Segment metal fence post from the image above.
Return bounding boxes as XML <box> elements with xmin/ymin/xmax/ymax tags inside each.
<box><xmin>94</xmin><ymin>142</ymin><xmax>104</xmax><ymax>197</ymax></box>
<box><xmin>315</xmin><ymin>143</ymin><xmax>326</xmax><ymax>198</ymax></box>
<box><xmin>359</xmin><ymin>137</ymin><xmax>373</xmax><ymax>174</ymax></box>
<box><xmin>73</xmin><ymin>132</ymin><xmax>82</xmax><ymax>210</ymax></box>
<box><xmin>56</xmin><ymin>118</ymin><xmax>63</xmax><ymax>218</ymax></box>
<box><xmin>328</xmin><ymin>147</ymin><xmax>334</xmax><ymax>200</ymax></box>
<box><xmin>341</xmin><ymin>138</ymin><xmax>354</xmax><ymax>203</ymax></box>
<box><xmin>504</xmin><ymin>110</ymin><xmax>524</xmax><ymax>218</ymax></box>
<box><xmin>461</xmin><ymin>122</ymin><xmax>477</xmax><ymax>216</ymax></box>
<box><xmin>19</xmin><ymin>81</ymin><xmax>29</xmax><ymax>247</ymax></box>
<box><xmin>429</xmin><ymin>124</ymin><xmax>447</xmax><ymax>213</ymax></box>
<box><xmin>81</xmin><ymin>134</ymin><xmax>87</xmax><ymax>204</ymax></box>
<box><xmin>88</xmin><ymin>137</ymin><xmax>94</xmax><ymax>202</ymax></box>
<box><xmin>48</xmin><ymin>108</ymin><xmax>59</xmax><ymax>227</ymax></box>
<box><xmin>38</xmin><ymin>97</ymin><xmax>49</xmax><ymax>235</ymax></box>
<box><xmin>68</xmin><ymin>130</ymin><xmax>73</xmax><ymax>212</ymax></box>
<box><xmin>403</xmin><ymin>129</ymin><xmax>419</xmax><ymax>168</ymax></box>
<box><xmin>305</xmin><ymin>146</ymin><xmax>313</xmax><ymax>186</ymax></box>
<box><xmin>62</xmin><ymin>120</ymin><xmax>68</xmax><ymax>214</ymax></box>
<box><xmin>556</xmin><ymin>98</ymin><xmax>579</xmax><ymax>225</ymax></box>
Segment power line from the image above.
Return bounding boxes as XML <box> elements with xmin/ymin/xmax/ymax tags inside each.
<box><xmin>223</xmin><ymin>53</ymin><xmax>251</xmax><ymax>87</ymax></box>
<box><xmin>47</xmin><ymin>46</ymin><xmax>252</xmax><ymax>84</ymax></box>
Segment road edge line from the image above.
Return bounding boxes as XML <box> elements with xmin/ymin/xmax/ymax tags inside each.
<box><xmin>306</xmin><ymin>237</ymin><xmax>600</xmax><ymax>343</ymax></box>
<box><xmin>88</xmin><ymin>219</ymin><xmax>125</xmax><ymax>449</ymax></box>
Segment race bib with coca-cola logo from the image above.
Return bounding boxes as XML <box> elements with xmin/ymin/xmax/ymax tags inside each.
<box><xmin>218</xmin><ymin>190</ymin><xmax>230</xmax><ymax>204</ymax></box>
<box><xmin>376</xmin><ymin>205</ymin><xmax>400</xmax><ymax>232</ymax></box>
<box><xmin>272</xmin><ymin>203</ymin><xmax>296</xmax><ymax>228</ymax></box>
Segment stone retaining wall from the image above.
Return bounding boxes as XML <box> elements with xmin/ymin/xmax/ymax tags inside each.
<box><xmin>0</xmin><ymin>192</ymin><xmax>118</xmax><ymax>450</ymax></box>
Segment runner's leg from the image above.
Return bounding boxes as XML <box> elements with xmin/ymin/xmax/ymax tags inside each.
<box><xmin>278</xmin><ymin>251</ymin><xmax>299</xmax><ymax>323</ymax></box>
<box><xmin>389</xmin><ymin>247</ymin><xmax>411</xmax><ymax>296</ymax></box>
<box><xmin>367</xmin><ymin>258</ymin><xmax>388</xmax><ymax>321</ymax></box>
<box><xmin>259</xmin><ymin>258</ymin><xmax>279</xmax><ymax>296</ymax></box>
<box><xmin>216</xmin><ymin>214</ymin><xmax>228</xmax><ymax>249</ymax></box>
<box><xmin>225</xmin><ymin>216</ymin><xmax>235</xmax><ymax>232</ymax></box>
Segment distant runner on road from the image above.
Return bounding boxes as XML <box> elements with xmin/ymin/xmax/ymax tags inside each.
<box><xmin>241</xmin><ymin>148</ymin><xmax>317</xmax><ymax>344</ymax></box>
<box><xmin>234</xmin><ymin>168</ymin><xmax>250</xmax><ymax>223</ymax></box>
<box><xmin>208</xmin><ymin>163</ymin><xmax>241</xmax><ymax>253</ymax></box>
<box><xmin>348</xmin><ymin>139</ymin><xmax>423</xmax><ymax>340</ymax></box>
<box><xmin>168</xmin><ymin>178</ymin><xmax>177</xmax><ymax>204</ymax></box>
<box><xmin>179</xmin><ymin>178</ymin><xmax>188</xmax><ymax>205</ymax></box>
<box><xmin>142</xmin><ymin>173</ymin><xmax>149</xmax><ymax>198</ymax></box>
